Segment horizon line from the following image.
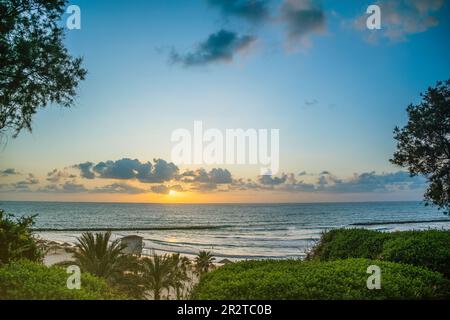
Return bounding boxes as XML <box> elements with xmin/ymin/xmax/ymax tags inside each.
<box><xmin>0</xmin><ymin>199</ymin><xmax>426</xmax><ymax>205</ymax></box>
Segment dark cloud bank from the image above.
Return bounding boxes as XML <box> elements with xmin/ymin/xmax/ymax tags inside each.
<box><xmin>206</xmin><ymin>0</ymin><xmax>271</xmax><ymax>23</ymax></box>
<box><xmin>1</xmin><ymin>157</ymin><xmax>427</xmax><ymax>195</ymax></box>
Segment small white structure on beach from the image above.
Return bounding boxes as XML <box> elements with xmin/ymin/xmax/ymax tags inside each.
<box><xmin>121</xmin><ymin>235</ymin><xmax>143</xmax><ymax>257</ymax></box>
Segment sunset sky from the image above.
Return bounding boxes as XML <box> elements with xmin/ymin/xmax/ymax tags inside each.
<box><xmin>1</xmin><ymin>0</ymin><xmax>449</xmax><ymax>203</ymax></box>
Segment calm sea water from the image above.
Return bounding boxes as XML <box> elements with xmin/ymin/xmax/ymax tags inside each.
<box><xmin>1</xmin><ymin>201</ymin><xmax>449</xmax><ymax>260</ymax></box>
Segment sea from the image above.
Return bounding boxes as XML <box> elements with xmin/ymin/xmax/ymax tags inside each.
<box><xmin>1</xmin><ymin>201</ymin><xmax>450</xmax><ymax>260</ymax></box>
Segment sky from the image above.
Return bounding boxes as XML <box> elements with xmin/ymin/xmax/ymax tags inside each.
<box><xmin>1</xmin><ymin>0</ymin><xmax>449</xmax><ymax>203</ymax></box>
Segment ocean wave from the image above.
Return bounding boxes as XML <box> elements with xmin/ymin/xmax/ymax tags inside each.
<box><xmin>143</xmin><ymin>237</ymin><xmax>318</xmax><ymax>250</ymax></box>
<box><xmin>350</xmin><ymin>219</ymin><xmax>450</xmax><ymax>226</ymax></box>
<box><xmin>31</xmin><ymin>225</ymin><xmax>232</xmax><ymax>232</ymax></box>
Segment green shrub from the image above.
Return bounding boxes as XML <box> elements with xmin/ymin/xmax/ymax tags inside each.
<box><xmin>0</xmin><ymin>260</ymin><xmax>125</xmax><ymax>300</ymax></box>
<box><xmin>308</xmin><ymin>229</ymin><xmax>388</xmax><ymax>260</ymax></box>
<box><xmin>191</xmin><ymin>259</ymin><xmax>450</xmax><ymax>300</ymax></box>
<box><xmin>0</xmin><ymin>210</ymin><xmax>43</xmax><ymax>265</ymax></box>
<box><xmin>308</xmin><ymin>229</ymin><xmax>450</xmax><ymax>277</ymax></box>
<box><xmin>380</xmin><ymin>231</ymin><xmax>450</xmax><ymax>277</ymax></box>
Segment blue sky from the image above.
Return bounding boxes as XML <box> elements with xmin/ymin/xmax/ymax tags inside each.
<box><xmin>1</xmin><ymin>0</ymin><xmax>449</xmax><ymax>202</ymax></box>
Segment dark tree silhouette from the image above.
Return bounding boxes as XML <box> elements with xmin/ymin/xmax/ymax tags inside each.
<box><xmin>391</xmin><ymin>79</ymin><xmax>450</xmax><ymax>214</ymax></box>
<box><xmin>0</xmin><ymin>0</ymin><xmax>86</xmax><ymax>137</ymax></box>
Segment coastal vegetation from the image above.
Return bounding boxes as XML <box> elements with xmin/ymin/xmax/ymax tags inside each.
<box><xmin>2</xmin><ymin>210</ymin><xmax>450</xmax><ymax>300</ymax></box>
<box><xmin>191</xmin><ymin>258</ymin><xmax>450</xmax><ymax>300</ymax></box>
<box><xmin>0</xmin><ymin>259</ymin><xmax>123</xmax><ymax>300</ymax></box>
<box><xmin>57</xmin><ymin>231</ymin><xmax>144</xmax><ymax>299</ymax></box>
<box><xmin>192</xmin><ymin>228</ymin><xmax>450</xmax><ymax>300</ymax></box>
<box><xmin>0</xmin><ymin>0</ymin><xmax>86</xmax><ymax>137</ymax></box>
<box><xmin>307</xmin><ymin>228</ymin><xmax>450</xmax><ymax>278</ymax></box>
<box><xmin>195</xmin><ymin>251</ymin><xmax>216</xmax><ymax>276</ymax></box>
<box><xmin>391</xmin><ymin>79</ymin><xmax>450</xmax><ymax>214</ymax></box>
<box><xmin>0</xmin><ymin>209</ymin><xmax>43</xmax><ymax>265</ymax></box>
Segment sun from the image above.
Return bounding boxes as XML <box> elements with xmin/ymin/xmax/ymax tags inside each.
<box><xmin>169</xmin><ymin>190</ymin><xmax>177</xmax><ymax>196</ymax></box>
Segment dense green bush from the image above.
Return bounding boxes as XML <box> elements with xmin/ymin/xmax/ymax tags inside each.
<box><xmin>191</xmin><ymin>258</ymin><xmax>450</xmax><ymax>300</ymax></box>
<box><xmin>0</xmin><ymin>210</ymin><xmax>43</xmax><ymax>264</ymax></box>
<box><xmin>308</xmin><ymin>229</ymin><xmax>388</xmax><ymax>260</ymax></box>
<box><xmin>0</xmin><ymin>260</ymin><xmax>125</xmax><ymax>300</ymax></box>
<box><xmin>308</xmin><ymin>229</ymin><xmax>450</xmax><ymax>277</ymax></box>
<box><xmin>381</xmin><ymin>231</ymin><xmax>450</xmax><ymax>277</ymax></box>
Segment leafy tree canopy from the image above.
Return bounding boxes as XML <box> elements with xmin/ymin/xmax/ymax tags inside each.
<box><xmin>391</xmin><ymin>79</ymin><xmax>450</xmax><ymax>213</ymax></box>
<box><xmin>0</xmin><ymin>209</ymin><xmax>43</xmax><ymax>264</ymax></box>
<box><xmin>0</xmin><ymin>0</ymin><xmax>86</xmax><ymax>137</ymax></box>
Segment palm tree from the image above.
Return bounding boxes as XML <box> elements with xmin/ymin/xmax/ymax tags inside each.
<box><xmin>72</xmin><ymin>231</ymin><xmax>127</xmax><ymax>280</ymax></box>
<box><xmin>195</xmin><ymin>251</ymin><xmax>215</xmax><ymax>276</ymax></box>
<box><xmin>57</xmin><ymin>231</ymin><xmax>144</xmax><ymax>298</ymax></box>
<box><xmin>169</xmin><ymin>253</ymin><xmax>191</xmax><ymax>300</ymax></box>
<box><xmin>141</xmin><ymin>253</ymin><xmax>172</xmax><ymax>300</ymax></box>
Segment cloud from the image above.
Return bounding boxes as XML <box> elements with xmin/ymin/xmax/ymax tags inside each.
<box><xmin>171</xmin><ymin>185</ymin><xmax>184</xmax><ymax>192</ymax></box>
<box><xmin>74</xmin><ymin>162</ymin><xmax>95</xmax><ymax>179</ymax></box>
<box><xmin>278</xmin><ymin>181</ymin><xmax>316</xmax><ymax>192</ymax></box>
<box><xmin>61</xmin><ymin>182</ymin><xmax>88</xmax><ymax>193</ymax></box>
<box><xmin>324</xmin><ymin>171</ymin><xmax>427</xmax><ymax>193</ymax></box>
<box><xmin>231</xmin><ymin>178</ymin><xmax>263</xmax><ymax>190</ymax></box>
<box><xmin>231</xmin><ymin>170</ymin><xmax>427</xmax><ymax>194</ymax></box>
<box><xmin>150</xmin><ymin>185</ymin><xmax>171</xmax><ymax>194</ymax></box>
<box><xmin>190</xmin><ymin>182</ymin><xmax>221</xmax><ymax>192</ymax></box>
<box><xmin>93</xmin><ymin>159</ymin><xmax>143</xmax><ymax>180</ymax></box>
<box><xmin>258</xmin><ymin>174</ymin><xmax>287</xmax><ymax>185</ymax></box>
<box><xmin>138</xmin><ymin>159</ymin><xmax>179</xmax><ymax>183</ymax></box>
<box><xmin>37</xmin><ymin>184</ymin><xmax>59</xmax><ymax>193</ymax></box>
<box><xmin>353</xmin><ymin>0</ymin><xmax>445</xmax><ymax>42</ymax></box>
<box><xmin>150</xmin><ymin>184</ymin><xmax>184</xmax><ymax>195</ymax></box>
<box><xmin>1</xmin><ymin>168</ymin><xmax>20</xmax><ymax>176</ymax></box>
<box><xmin>93</xmin><ymin>183</ymin><xmax>146</xmax><ymax>194</ymax></box>
<box><xmin>181</xmin><ymin>168</ymin><xmax>233</xmax><ymax>184</ymax></box>
<box><xmin>206</xmin><ymin>0</ymin><xmax>271</xmax><ymax>23</ymax></box>
<box><xmin>46</xmin><ymin>169</ymin><xmax>75</xmax><ymax>183</ymax></box>
<box><xmin>11</xmin><ymin>174</ymin><xmax>39</xmax><ymax>191</ymax></box>
<box><xmin>75</xmin><ymin>158</ymin><xmax>179</xmax><ymax>183</ymax></box>
<box><xmin>207</xmin><ymin>168</ymin><xmax>233</xmax><ymax>184</ymax></box>
<box><xmin>181</xmin><ymin>168</ymin><xmax>233</xmax><ymax>192</ymax></box>
<box><xmin>2</xmin><ymin>156</ymin><xmax>426</xmax><ymax>198</ymax></box>
<box><xmin>38</xmin><ymin>181</ymin><xmax>87</xmax><ymax>193</ymax></box>
<box><xmin>27</xmin><ymin>174</ymin><xmax>39</xmax><ymax>184</ymax></box>
<box><xmin>304</xmin><ymin>99</ymin><xmax>318</xmax><ymax>106</ymax></box>
<box><xmin>280</xmin><ymin>0</ymin><xmax>326</xmax><ymax>49</ymax></box>
<box><xmin>170</xmin><ymin>29</ymin><xmax>256</xmax><ymax>67</ymax></box>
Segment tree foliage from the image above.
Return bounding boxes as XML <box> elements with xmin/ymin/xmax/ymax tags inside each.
<box><xmin>195</xmin><ymin>250</ymin><xmax>215</xmax><ymax>276</ymax></box>
<box><xmin>168</xmin><ymin>253</ymin><xmax>191</xmax><ymax>300</ymax></box>
<box><xmin>0</xmin><ymin>0</ymin><xmax>87</xmax><ymax>136</ymax></box>
<box><xmin>140</xmin><ymin>253</ymin><xmax>173</xmax><ymax>300</ymax></box>
<box><xmin>0</xmin><ymin>209</ymin><xmax>43</xmax><ymax>265</ymax></box>
<box><xmin>61</xmin><ymin>231</ymin><xmax>143</xmax><ymax>298</ymax></box>
<box><xmin>71</xmin><ymin>231</ymin><xmax>127</xmax><ymax>280</ymax></box>
<box><xmin>391</xmin><ymin>79</ymin><xmax>450</xmax><ymax>213</ymax></box>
